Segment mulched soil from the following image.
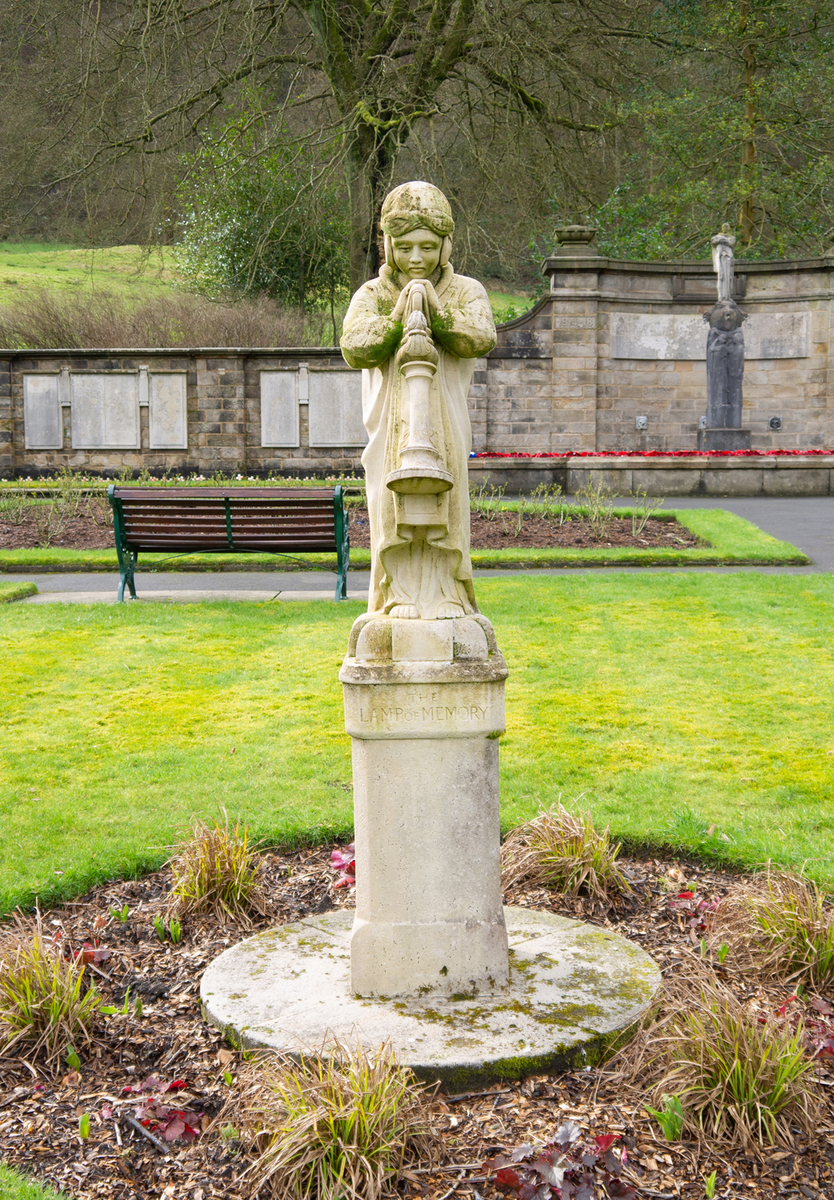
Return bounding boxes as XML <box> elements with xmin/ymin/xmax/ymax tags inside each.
<box><xmin>349</xmin><ymin>510</ymin><xmax>700</xmax><ymax>550</ymax></box>
<box><xmin>0</xmin><ymin>501</ymin><xmax>114</xmax><ymax>550</ymax></box>
<box><xmin>1</xmin><ymin>851</ymin><xmax>831</xmax><ymax>1200</ymax></box>
<box><xmin>0</xmin><ymin>504</ymin><xmax>699</xmax><ymax>553</ymax></box>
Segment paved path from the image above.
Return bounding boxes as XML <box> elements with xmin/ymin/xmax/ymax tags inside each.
<box><xmin>3</xmin><ymin>497</ymin><xmax>831</xmax><ymax>602</ymax></box>
<box><xmin>653</xmin><ymin>495</ymin><xmax>834</xmax><ymax>573</ymax></box>
<box><xmin>10</xmin><ymin>571</ymin><xmax>371</xmax><ymax>605</ymax></box>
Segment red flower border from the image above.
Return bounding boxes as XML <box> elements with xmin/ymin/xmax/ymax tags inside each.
<box><xmin>473</xmin><ymin>449</ymin><xmax>832</xmax><ymax>459</ymax></box>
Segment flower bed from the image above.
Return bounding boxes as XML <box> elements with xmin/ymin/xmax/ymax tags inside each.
<box><xmin>474</xmin><ymin>449</ymin><xmax>833</xmax><ymax>458</ymax></box>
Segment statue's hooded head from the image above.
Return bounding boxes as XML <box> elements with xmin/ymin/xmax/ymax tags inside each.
<box><xmin>380</xmin><ymin>181</ymin><xmax>454</xmax><ymax>273</ymax></box>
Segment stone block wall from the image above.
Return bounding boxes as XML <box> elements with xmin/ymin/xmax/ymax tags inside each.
<box><xmin>488</xmin><ymin>253</ymin><xmax>834</xmax><ymax>454</ymax></box>
<box><xmin>2</xmin><ymin>251</ymin><xmax>833</xmax><ymax>477</ymax></box>
<box><xmin>2</xmin><ymin>349</ymin><xmax>361</xmax><ymax>478</ymax></box>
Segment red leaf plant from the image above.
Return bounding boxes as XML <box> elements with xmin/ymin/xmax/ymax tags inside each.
<box><xmin>483</xmin><ymin>1120</ymin><xmax>635</xmax><ymax>1200</ymax></box>
<box><xmin>773</xmin><ymin>995</ymin><xmax>834</xmax><ymax>1059</ymax></box>
<box><xmin>331</xmin><ymin>844</ymin><xmax>356</xmax><ymax>889</ymax></box>
<box><xmin>76</xmin><ymin>942</ymin><xmax>112</xmax><ymax>965</ymax></box>
<box><xmin>108</xmin><ymin>1076</ymin><xmax>202</xmax><ymax>1143</ymax></box>
<box><xmin>668</xmin><ymin>891</ymin><xmax>720</xmax><ymax>939</ymax></box>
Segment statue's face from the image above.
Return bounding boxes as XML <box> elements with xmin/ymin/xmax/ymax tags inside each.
<box><xmin>390</xmin><ymin>228</ymin><xmax>443</xmax><ymax>279</ymax></box>
<box><xmin>710</xmin><ymin>299</ymin><xmax>743</xmax><ymax>331</ymax></box>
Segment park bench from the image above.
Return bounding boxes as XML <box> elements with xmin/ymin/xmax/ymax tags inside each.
<box><xmin>107</xmin><ymin>485</ymin><xmax>349</xmax><ymax>603</ymax></box>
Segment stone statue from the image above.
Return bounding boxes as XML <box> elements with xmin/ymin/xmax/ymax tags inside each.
<box><xmin>711</xmin><ymin>223</ymin><xmax>736</xmax><ymax>302</ymax></box>
<box><xmin>704</xmin><ymin>298</ymin><xmax>745</xmax><ymax>429</ymax></box>
<box><xmin>341</xmin><ymin>181</ymin><xmax>497</xmax><ymax>620</ymax></box>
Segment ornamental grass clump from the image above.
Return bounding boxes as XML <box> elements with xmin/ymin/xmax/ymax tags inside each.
<box><xmin>231</xmin><ymin>1039</ymin><xmax>436</xmax><ymax>1200</ymax></box>
<box><xmin>500</xmin><ymin>804</ymin><xmax>631</xmax><ymax>899</ymax></box>
<box><xmin>710</xmin><ymin>873</ymin><xmax>834</xmax><ymax>989</ymax></box>
<box><xmin>610</xmin><ymin>958</ymin><xmax>821</xmax><ymax>1149</ymax></box>
<box><xmin>167</xmin><ymin>813</ymin><xmax>267</xmax><ymax>925</ymax></box>
<box><xmin>0</xmin><ymin>916</ymin><xmax>100</xmax><ymax>1061</ymax></box>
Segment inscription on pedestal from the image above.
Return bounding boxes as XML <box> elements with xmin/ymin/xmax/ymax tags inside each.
<box><xmin>359</xmin><ymin>691</ymin><xmax>489</xmax><ymax>729</ymax></box>
<box><xmin>344</xmin><ymin>680</ymin><xmax>504</xmax><ymax>739</ymax></box>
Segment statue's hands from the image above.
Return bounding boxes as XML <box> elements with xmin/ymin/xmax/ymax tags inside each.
<box><xmin>420</xmin><ymin>279</ymin><xmax>441</xmax><ymax>317</ymax></box>
<box><xmin>389</xmin><ymin>286</ymin><xmax>412</xmax><ymax>326</ymax></box>
<box><xmin>392</xmin><ymin>279</ymin><xmax>438</xmax><ymax>321</ymax></box>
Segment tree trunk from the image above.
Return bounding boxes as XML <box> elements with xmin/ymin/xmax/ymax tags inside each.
<box><xmin>739</xmin><ymin>0</ymin><xmax>757</xmax><ymax>245</ymax></box>
<box><xmin>345</xmin><ymin>130</ymin><xmax>398</xmax><ymax>291</ymax></box>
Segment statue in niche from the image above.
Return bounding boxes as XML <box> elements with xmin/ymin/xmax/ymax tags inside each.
<box><xmin>341</xmin><ymin>181</ymin><xmax>497</xmax><ymax>620</ymax></box>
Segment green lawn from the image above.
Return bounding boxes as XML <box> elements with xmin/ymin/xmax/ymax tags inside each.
<box><xmin>0</xmin><ymin>509</ymin><xmax>807</xmax><ymax>574</ymax></box>
<box><xmin>0</xmin><ymin>581</ymin><xmax>37</xmax><ymax>603</ymax></box>
<box><xmin>1</xmin><ymin>573</ymin><xmax>832</xmax><ymax>915</ymax></box>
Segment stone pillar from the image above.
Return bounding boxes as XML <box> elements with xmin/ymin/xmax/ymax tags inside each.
<box><xmin>541</xmin><ymin>227</ymin><xmax>600</xmax><ymax>453</ymax></box>
<box><xmin>340</xmin><ymin>613</ymin><xmax>509</xmax><ymax>998</ymax></box>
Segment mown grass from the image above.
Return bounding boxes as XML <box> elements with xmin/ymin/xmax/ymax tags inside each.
<box><xmin>0</xmin><ymin>582</ymin><xmax>37</xmax><ymax>603</ymax></box>
<box><xmin>0</xmin><ymin>509</ymin><xmax>807</xmax><ymax>575</ymax></box>
<box><xmin>1</xmin><ymin>573</ymin><xmax>832</xmax><ymax>915</ymax></box>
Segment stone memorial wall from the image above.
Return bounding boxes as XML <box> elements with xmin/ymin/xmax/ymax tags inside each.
<box><xmin>1</xmin><ymin>250</ymin><xmax>833</xmax><ymax>477</ymax></box>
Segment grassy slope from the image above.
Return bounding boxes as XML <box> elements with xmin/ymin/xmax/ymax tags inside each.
<box><xmin>1</xmin><ymin>573</ymin><xmax>832</xmax><ymax>916</ymax></box>
<box><xmin>0</xmin><ymin>243</ymin><xmax>533</xmax><ymax>321</ymax></box>
<box><xmin>0</xmin><ymin>244</ymin><xmax>178</xmax><ymax>304</ymax></box>
<box><xmin>0</xmin><ymin>510</ymin><xmax>808</xmax><ymax>574</ymax></box>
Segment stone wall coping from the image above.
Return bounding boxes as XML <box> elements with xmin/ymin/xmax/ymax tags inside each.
<box><xmin>542</xmin><ymin>255</ymin><xmax>833</xmax><ymax>277</ymax></box>
<box><xmin>1</xmin><ymin>346</ymin><xmax>344</xmax><ymax>359</ymax></box>
<box><xmin>470</xmin><ymin>455</ymin><xmax>834</xmax><ymax>470</ymax></box>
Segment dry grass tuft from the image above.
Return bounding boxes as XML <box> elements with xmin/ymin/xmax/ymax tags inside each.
<box><xmin>0</xmin><ymin>913</ymin><xmax>100</xmax><ymax>1061</ymax></box>
<box><xmin>167</xmin><ymin>814</ymin><xmax>267</xmax><ymax>926</ymax></box>
<box><xmin>500</xmin><ymin>804</ymin><xmax>630</xmax><ymax>899</ymax></box>
<box><xmin>709</xmin><ymin>873</ymin><xmax>834</xmax><ymax>989</ymax></box>
<box><xmin>606</xmin><ymin>954</ymin><xmax>822</xmax><ymax>1149</ymax></box>
<box><xmin>223</xmin><ymin>1039</ymin><xmax>437</xmax><ymax>1200</ymax></box>
<box><xmin>0</xmin><ymin>288</ymin><xmax>311</xmax><ymax>349</ymax></box>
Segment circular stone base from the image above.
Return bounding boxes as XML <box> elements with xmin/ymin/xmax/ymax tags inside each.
<box><xmin>200</xmin><ymin>908</ymin><xmax>660</xmax><ymax>1089</ymax></box>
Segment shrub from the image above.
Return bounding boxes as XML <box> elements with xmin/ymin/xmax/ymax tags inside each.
<box><xmin>709</xmin><ymin>873</ymin><xmax>834</xmax><ymax>989</ymax></box>
<box><xmin>232</xmin><ymin>1039</ymin><xmax>435</xmax><ymax>1200</ymax></box>
<box><xmin>167</xmin><ymin>813</ymin><xmax>267</xmax><ymax>925</ymax></box>
<box><xmin>610</xmin><ymin>957</ymin><xmax>821</xmax><ymax>1148</ymax></box>
<box><xmin>0</xmin><ymin>916</ymin><xmax>100</xmax><ymax>1061</ymax></box>
<box><xmin>652</xmin><ymin>979</ymin><xmax>818</xmax><ymax>1145</ymax></box>
<box><xmin>0</xmin><ymin>288</ymin><xmax>314</xmax><ymax>350</ymax></box>
<box><xmin>500</xmin><ymin>804</ymin><xmax>631</xmax><ymax>900</ymax></box>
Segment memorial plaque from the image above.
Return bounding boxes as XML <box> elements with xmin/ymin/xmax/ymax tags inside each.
<box><xmin>149</xmin><ymin>373</ymin><xmax>188</xmax><ymax>449</ymax></box>
<box><xmin>23</xmin><ymin>375</ymin><xmax>62</xmax><ymax>449</ymax></box>
<box><xmin>611</xmin><ymin>312</ymin><xmax>810</xmax><ymax>360</ymax></box>
<box><xmin>260</xmin><ymin>370</ymin><xmax>299</xmax><ymax>447</ymax></box>
<box><xmin>308</xmin><ymin>369</ymin><xmax>366</xmax><ymax>447</ymax></box>
<box><xmin>71</xmin><ymin>373</ymin><xmax>140</xmax><ymax>449</ymax></box>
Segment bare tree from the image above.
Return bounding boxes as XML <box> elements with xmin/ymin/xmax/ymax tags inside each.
<box><xmin>0</xmin><ymin>0</ymin><xmax>654</xmax><ymax>285</ymax></box>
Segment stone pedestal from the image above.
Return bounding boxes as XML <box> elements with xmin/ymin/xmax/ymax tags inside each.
<box><xmin>340</xmin><ymin>614</ymin><xmax>509</xmax><ymax>998</ymax></box>
<box><xmin>699</xmin><ymin>427</ymin><xmax>752</xmax><ymax>451</ymax></box>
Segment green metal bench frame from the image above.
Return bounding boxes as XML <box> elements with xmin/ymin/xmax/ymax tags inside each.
<box><xmin>108</xmin><ymin>484</ymin><xmax>349</xmax><ymax>603</ymax></box>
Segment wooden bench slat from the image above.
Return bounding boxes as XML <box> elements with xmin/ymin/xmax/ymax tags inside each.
<box><xmin>108</xmin><ymin>484</ymin><xmax>350</xmax><ymax>602</ymax></box>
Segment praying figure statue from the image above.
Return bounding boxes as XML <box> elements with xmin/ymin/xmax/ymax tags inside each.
<box><xmin>341</xmin><ymin>181</ymin><xmax>497</xmax><ymax>620</ymax></box>
<box><xmin>711</xmin><ymin>223</ymin><xmax>736</xmax><ymax>302</ymax></box>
